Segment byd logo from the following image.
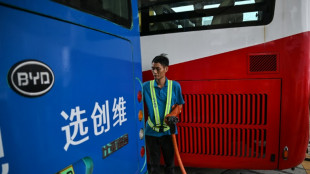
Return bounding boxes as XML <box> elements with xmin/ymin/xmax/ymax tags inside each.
<box><xmin>8</xmin><ymin>60</ymin><xmax>54</xmax><ymax>97</ymax></box>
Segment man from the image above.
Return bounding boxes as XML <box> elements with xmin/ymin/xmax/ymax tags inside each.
<box><xmin>143</xmin><ymin>54</ymin><xmax>185</xmax><ymax>174</ymax></box>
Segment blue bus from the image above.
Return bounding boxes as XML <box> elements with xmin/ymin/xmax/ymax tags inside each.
<box><xmin>0</xmin><ymin>0</ymin><xmax>146</xmax><ymax>173</ymax></box>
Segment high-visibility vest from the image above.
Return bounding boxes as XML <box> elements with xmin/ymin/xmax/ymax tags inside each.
<box><xmin>148</xmin><ymin>80</ymin><xmax>173</xmax><ymax>132</ymax></box>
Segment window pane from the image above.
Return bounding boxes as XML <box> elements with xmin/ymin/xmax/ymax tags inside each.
<box><xmin>139</xmin><ymin>0</ymin><xmax>275</xmax><ymax>35</ymax></box>
<box><xmin>54</xmin><ymin>0</ymin><xmax>132</xmax><ymax>28</ymax></box>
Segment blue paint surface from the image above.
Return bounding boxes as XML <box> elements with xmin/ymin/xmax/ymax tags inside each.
<box><xmin>0</xmin><ymin>1</ymin><xmax>146</xmax><ymax>173</ymax></box>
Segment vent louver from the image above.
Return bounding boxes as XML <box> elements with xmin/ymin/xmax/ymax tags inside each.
<box><xmin>177</xmin><ymin>93</ymin><xmax>267</xmax><ymax>158</ymax></box>
<box><xmin>249</xmin><ymin>54</ymin><xmax>278</xmax><ymax>73</ymax></box>
<box><xmin>178</xmin><ymin>79</ymin><xmax>281</xmax><ymax>167</ymax></box>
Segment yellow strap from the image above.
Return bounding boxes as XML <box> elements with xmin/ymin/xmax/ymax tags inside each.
<box><xmin>147</xmin><ymin>119</ymin><xmax>170</xmax><ymax>132</ymax></box>
<box><xmin>149</xmin><ymin>80</ymin><xmax>173</xmax><ymax>132</ymax></box>
<box><xmin>164</xmin><ymin>80</ymin><xmax>173</xmax><ymax>127</ymax></box>
<box><xmin>150</xmin><ymin>80</ymin><xmax>161</xmax><ymax>126</ymax></box>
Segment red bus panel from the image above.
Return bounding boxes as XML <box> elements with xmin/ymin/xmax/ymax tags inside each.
<box><xmin>177</xmin><ymin>79</ymin><xmax>281</xmax><ymax>169</ymax></box>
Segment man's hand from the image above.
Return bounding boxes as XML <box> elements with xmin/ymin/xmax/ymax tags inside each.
<box><xmin>165</xmin><ymin>104</ymin><xmax>182</xmax><ymax>125</ymax></box>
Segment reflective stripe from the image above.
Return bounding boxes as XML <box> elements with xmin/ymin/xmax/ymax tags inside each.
<box><xmin>150</xmin><ymin>80</ymin><xmax>161</xmax><ymax>126</ymax></box>
<box><xmin>148</xmin><ymin>119</ymin><xmax>170</xmax><ymax>132</ymax></box>
<box><xmin>148</xmin><ymin>80</ymin><xmax>173</xmax><ymax>132</ymax></box>
<box><xmin>164</xmin><ymin>80</ymin><xmax>173</xmax><ymax>127</ymax></box>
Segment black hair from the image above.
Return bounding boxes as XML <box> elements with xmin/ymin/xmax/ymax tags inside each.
<box><xmin>152</xmin><ymin>53</ymin><xmax>169</xmax><ymax>67</ymax></box>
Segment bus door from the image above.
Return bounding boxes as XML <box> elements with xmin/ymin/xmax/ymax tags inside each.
<box><xmin>178</xmin><ymin>79</ymin><xmax>281</xmax><ymax>169</ymax></box>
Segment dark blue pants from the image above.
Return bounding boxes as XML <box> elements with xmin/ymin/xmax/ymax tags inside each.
<box><xmin>146</xmin><ymin>135</ymin><xmax>175</xmax><ymax>174</ymax></box>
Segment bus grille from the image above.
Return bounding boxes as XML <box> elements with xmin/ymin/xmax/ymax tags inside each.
<box><xmin>177</xmin><ymin>94</ymin><xmax>267</xmax><ymax>158</ymax></box>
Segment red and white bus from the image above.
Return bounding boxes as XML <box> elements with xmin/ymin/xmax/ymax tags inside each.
<box><xmin>139</xmin><ymin>0</ymin><xmax>310</xmax><ymax>170</ymax></box>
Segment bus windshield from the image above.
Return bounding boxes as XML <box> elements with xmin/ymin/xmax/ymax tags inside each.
<box><xmin>139</xmin><ymin>0</ymin><xmax>275</xmax><ymax>35</ymax></box>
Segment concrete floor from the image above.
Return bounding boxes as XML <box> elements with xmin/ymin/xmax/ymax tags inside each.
<box><xmin>175</xmin><ymin>165</ymin><xmax>306</xmax><ymax>174</ymax></box>
<box><xmin>171</xmin><ymin>156</ymin><xmax>310</xmax><ymax>174</ymax></box>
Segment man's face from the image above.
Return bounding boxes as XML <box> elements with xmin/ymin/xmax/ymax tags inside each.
<box><xmin>151</xmin><ymin>62</ymin><xmax>168</xmax><ymax>80</ymax></box>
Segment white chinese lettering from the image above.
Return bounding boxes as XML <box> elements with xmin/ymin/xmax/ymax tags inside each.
<box><xmin>0</xmin><ymin>128</ymin><xmax>9</xmax><ymax>174</ymax></box>
<box><xmin>112</xmin><ymin>97</ymin><xmax>127</xmax><ymax>127</ymax></box>
<box><xmin>61</xmin><ymin>107</ymin><xmax>89</xmax><ymax>151</ymax></box>
<box><xmin>60</xmin><ymin>96</ymin><xmax>127</xmax><ymax>151</ymax></box>
<box><xmin>1</xmin><ymin>163</ymin><xmax>9</xmax><ymax>174</ymax></box>
<box><xmin>91</xmin><ymin>101</ymin><xmax>110</xmax><ymax>136</ymax></box>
